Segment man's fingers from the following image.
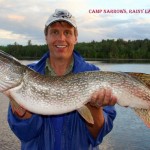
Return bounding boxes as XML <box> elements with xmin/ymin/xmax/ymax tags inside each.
<box><xmin>90</xmin><ymin>88</ymin><xmax>117</xmax><ymax>108</ymax></box>
<box><xmin>110</xmin><ymin>95</ymin><xmax>117</xmax><ymax>106</ymax></box>
<box><xmin>90</xmin><ymin>89</ymin><xmax>105</xmax><ymax>108</ymax></box>
<box><xmin>101</xmin><ymin>89</ymin><xmax>110</xmax><ymax>105</ymax></box>
<box><xmin>10</xmin><ymin>98</ymin><xmax>26</xmax><ymax>117</ymax></box>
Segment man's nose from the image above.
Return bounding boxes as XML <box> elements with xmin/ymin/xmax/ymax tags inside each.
<box><xmin>58</xmin><ymin>32</ymin><xmax>65</xmax><ymax>41</ymax></box>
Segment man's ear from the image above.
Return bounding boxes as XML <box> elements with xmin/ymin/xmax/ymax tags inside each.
<box><xmin>74</xmin><ymin>37</ymin><xmax>78</xmax><ymax>44</ymax></box>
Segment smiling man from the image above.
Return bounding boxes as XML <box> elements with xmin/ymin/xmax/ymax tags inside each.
<box><xmin>8</xmin><ymin>9</ymin><xmax>117</xmax><ymax>150</ymax></box>
<box><xmin>45</xmin><ymin>21</ymin><xmax>77</xmax><ymax>76</ymax></box>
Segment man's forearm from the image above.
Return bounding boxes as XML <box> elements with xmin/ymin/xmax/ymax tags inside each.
<box><xmin>86</xmin><ymin>104</ymin><xmax>104</xmax><ymax>139</ymax></box>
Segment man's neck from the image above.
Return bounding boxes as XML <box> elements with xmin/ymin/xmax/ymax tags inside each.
<box><xmin>49</xmin><ymin>57</ymin><xmax>73</xmax><ymax>76</ymax></box>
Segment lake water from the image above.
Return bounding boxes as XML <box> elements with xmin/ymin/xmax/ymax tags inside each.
<box><xmin>90</xmin><ymin>61</ymin><xmax>150</xmax><ymax>150</ymax></box>
<box><xmin>0</xmin><ymin>61</ymin><xmax>149</xmax><ymax>150</ymax></box>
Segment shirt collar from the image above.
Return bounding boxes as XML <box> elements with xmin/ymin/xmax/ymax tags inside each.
<box><xmin>45</xmin><ymin>58</ymin><xmax>74</xmax><ymax>76</ymax></box>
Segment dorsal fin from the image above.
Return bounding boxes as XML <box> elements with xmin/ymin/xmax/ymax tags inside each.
<box><xmin>126</xmin><ymin>72</ymin><xmax>150</xmax><ymax>89</ymax></box>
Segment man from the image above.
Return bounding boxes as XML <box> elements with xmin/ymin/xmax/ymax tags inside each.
<box><xmin>8</xmin><ymin>9</ymin><xmax>117</xmax><ymax>150</ymax></box>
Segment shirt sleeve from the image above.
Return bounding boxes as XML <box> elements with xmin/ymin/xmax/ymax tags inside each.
<box><xmin>86</xmin><ymin>106</ymin><xmax>116</xmax><ymax>147</ymax></box>
<box><xmin>7</xmin><ymin>105</ymin><xmax>43</xmax><ymax>142</ymax></box>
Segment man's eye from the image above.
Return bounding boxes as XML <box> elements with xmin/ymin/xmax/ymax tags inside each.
<box><xmin>65</xmin><ymin>31</ymin><xmax>71</xmax><ymax>36</ymax></box>
<box><xmin>54</xmin><ymin>31</ymin><xmax>58</xmax><ymax>34</ymax></box>
<box><xmin>51</xmin><ymin>30</ymin><xmax>58</xmax><ymax>35</ymax></box>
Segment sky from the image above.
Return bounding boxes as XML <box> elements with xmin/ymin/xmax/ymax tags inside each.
<box><xmin>0</xmin><ymin>0</ymin><xmax>150</xmax><ymax>46</ymax></box>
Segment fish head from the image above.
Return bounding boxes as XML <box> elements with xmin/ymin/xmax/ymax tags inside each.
<box><xmin>0</xmin><ymin>50</ymin><xmax>26</xmax><ymax>92</ymax></box>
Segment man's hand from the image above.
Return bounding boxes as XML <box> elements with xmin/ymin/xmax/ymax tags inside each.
<box><xmin>86</xmin><ymin>88</ymin><xmax>117</xmax><ymax>139</ymax></box>
<box><xmin>89</xmin><ymin>88</ymin><xmax>117</xmax><ymax>108</ymax></box>
<box><xmin>10</xmin><ymin>98</ymin><xmax>27</xmax><ymax>118</ymax></box>
<box><xmin>4</xmin><ymin>90</ymin><xmax>32</xmax><ymax>119</ymax></box>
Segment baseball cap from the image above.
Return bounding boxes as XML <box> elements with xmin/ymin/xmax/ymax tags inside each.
<box><xmin>45</xmin><ymin>9</ymin><xmax>77</xmax><ymax>28</ymax></box>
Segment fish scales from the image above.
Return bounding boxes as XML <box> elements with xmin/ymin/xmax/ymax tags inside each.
<box><xmin>0</xmin><ymin>50</ymin><xmax>150</xmax><ymax>127</ymax></box>
<box><xmin>8</xmin><ymin>69</ymin><xmax>149</xmax><ymax>114</ymax></box>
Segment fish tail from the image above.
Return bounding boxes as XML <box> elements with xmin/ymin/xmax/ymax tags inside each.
<box><xmin>133</xmin><ymin>108</ymin><xmax>150</xmax><ymax>128</ymax></box>
<box><xmin>126</xmin><ymin>72</ymin><xmax>150</xmax><ymax>89</ymax></box>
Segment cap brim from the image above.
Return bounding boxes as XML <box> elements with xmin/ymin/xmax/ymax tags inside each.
<box><xmin>45</xmin><ymin>18</ymin><xmax>76</xmax><ymax>28</ymax></box>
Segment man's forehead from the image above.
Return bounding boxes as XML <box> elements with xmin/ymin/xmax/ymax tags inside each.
<box><xmin>49</xmin><ymin>21</ymin><xmax>74</xmax><ymax>28</ymax></box>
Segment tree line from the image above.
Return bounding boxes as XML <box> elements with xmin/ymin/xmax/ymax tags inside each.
<box><xmin>0</xmin><ymin>39</ymin><xmax>150</xmax><ymax>60</ymax></box>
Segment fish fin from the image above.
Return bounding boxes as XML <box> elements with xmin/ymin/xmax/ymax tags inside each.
<box><xmin>77</xmin><ymin>106</ymin><xmax>94</xmax><ymax>124</ymax></box>
<box><xmin>126</xmin><ymin>72</ymin><xmax>150</xmax><ymax>89</ymax></box>
<box><xmin>133</xmin><ymin>108</ymin><xmax>150</xmax><ymax>128</ymax></box>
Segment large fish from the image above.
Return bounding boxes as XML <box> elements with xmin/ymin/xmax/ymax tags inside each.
<box><xmin>0</xmin><ymin>50</ymin><xmax>150</xmax><ymax>127</ymax></box>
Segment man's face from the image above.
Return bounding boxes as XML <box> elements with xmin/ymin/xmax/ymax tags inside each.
<box><xmin>45</xmin><ymin>22</ymin><xmax>77</xmax><ymax>60</ymax></box>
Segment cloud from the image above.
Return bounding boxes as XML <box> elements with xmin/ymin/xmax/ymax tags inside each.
<box><xmin>76</xmin><ymin>9</ymin><xmax>150</xmax><ymax>42</ymax></box>
<box><xmin>7</xmin><ymin>14</ymin><xmax>25</xmax><ymax>21</ymax></box>
<box><xmin>0</xmin><ymin>0</ymin><xmax>150</xmax><ymax>45</ymax></box>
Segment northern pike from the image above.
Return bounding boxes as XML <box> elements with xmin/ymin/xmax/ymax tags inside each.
<box><xmin>0</xmin><ymin>50</ymin><xmax>150</xmax><ymax>127</ymax></box>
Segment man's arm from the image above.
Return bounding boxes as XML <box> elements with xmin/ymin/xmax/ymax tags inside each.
<box><xmin>6</xmin><ymin>91</ymin><xmax>43</xmax><ymax>142</ymax></box>
<box><xmin>86</xmin><ymin>89</ymin><xmax>117</xmax><ymax>139</ymax></box>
